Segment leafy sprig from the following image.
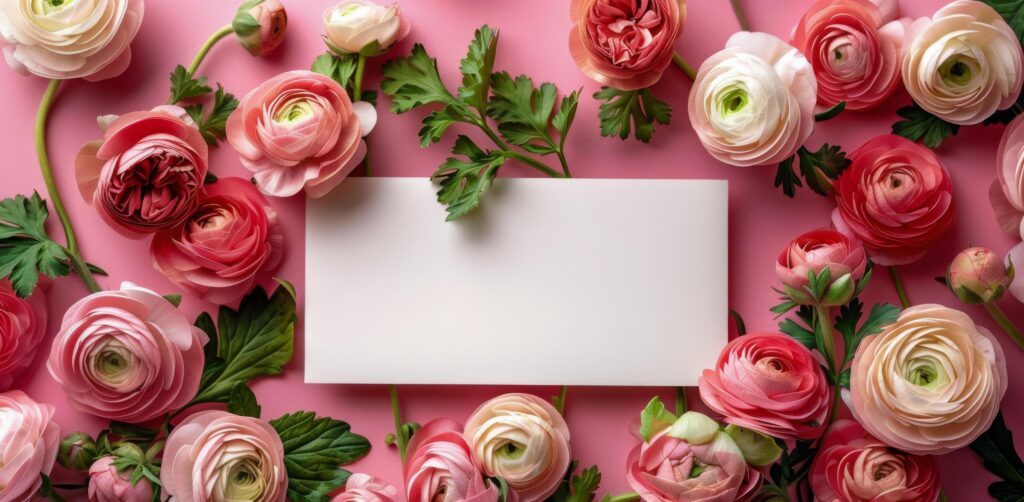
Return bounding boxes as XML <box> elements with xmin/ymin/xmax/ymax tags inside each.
<box><xmin>0</xmin><ymin>192</ymin><xmax>72</xmax><ymax>297</ymax></box>
<box><xmin>971</xmin><ymin>413</ymin><xmax>1024</xmax><ymax>501</ymax></box>
<box><xmin>774</xmin><ymin>144</ymin><xmax>851</xmax><ymax>198</ymax></box>
<box><xmin>594</xmin><ymin>87</ymin><xmax>671</xmax><ymax>143</ymax></box>
<box><xmin>892</xmin><ymin>103</ymin><xmax>959</xmax><ymax>149</ymax></box>
<box><xmin>547</xmin><ymin>461</ymin><xmax>602</xmax><ymax>502</ymax></box>
<box><xmin>168</xmin><ymin>65</ymin><xmax>238</xmax><ymax>145</ymax></box>
<box><xmin>270</xmin><ymin>411</ymin><xmax>371</xmax><ymax>502</ymax></box>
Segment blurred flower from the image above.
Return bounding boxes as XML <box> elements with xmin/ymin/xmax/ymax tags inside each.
<box><xmin>332</xmin><ymin>473</ymin><xmax>398</xmax><ymax>502</ymax></box>
<box><xmin>0</xmin><ymin>390</ymin><xmax>59</xmax><ymax>502</ymax></box>
<box><xmin>323</xmin><ymin>0</ymin><xmax>409</xmax><ymax>56</ymax></box>
<box><xmin>0</xmin><ymin>281</ymin><xmax>46</xmax><ymax>391</ymax></box>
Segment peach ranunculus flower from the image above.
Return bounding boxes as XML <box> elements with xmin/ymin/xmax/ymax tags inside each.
<box><xmin>0</xmin><ymin>281</ymin><xmax>46</xmax><ymax>391</ymax></box>
<box><xmin>88</xmin><ymin>455</ymin><xmax>154</xmax><ymax>502</ymax></box>
<box><xmin>849</xmin><ymin>304</ymin><xmax>1008</xmax><ymax>455</ymax></box>
<box><xmin>688</xmin><ymin>32</ymin><xmax>817</xmax><ymax>167</ymax></box>
<box><xmin>404</xmin><ymin>419</ymin><xmax>503</xmax><ymax>502</ymax></box>
<box><xmin>332</xmin><ymin>473</ymin><xmax>399</xmax><ymax>502</ymax></box>
<box><xmin>323</xmin><ymin>0</ymin><xmax>410</xmax><ymax>56</ymax></box>
<box><xmin>0</xmin><ymin>390</ymin><xmax>59</xmax><ymax>502</ymax></box>
<box><xmin>235</xmin><ymin>0</ymin><xmax>288</xmax><ymax>57</ymax></box>
<box><xmin>464</xmin><ymin>393</ymin><xmax>571</xmax><ymax>501</ymax></box>
<box><xmin>902</xmin><ymin>0</ymin><xmax>1024</xmax><ymax>125</ymax></box>
<box><xmin>163</xmin><ymin>410</ymin><xmax>287</xmax><ymax>502</ymax></box>
<box><xmin>791</xmin><ymin>0</ymin><xmax>910</xmax><ymax>111</ymax></box>
<box><xmin>0</xmin><ymin>0</ymin><xmax>143</xmax><ymax>80</ymax></box>
<box><xmin>568</xmin><ymin>0</ymin><xmax>686</xmax><ymax>91</ymax></box>
<box><xmin>992</xmin><ymin>113</ymin><xmax>1024</xmax><ymax>237</ymax></box>
<box><xmin>227</xmin><ymin>70</ymin><xmax>371</xmax><ymax>198</ymax></box>
<box><xmin>47</xmin><ymin>282</ymin><xmax>207</xmax><ymax>422</ymax></box>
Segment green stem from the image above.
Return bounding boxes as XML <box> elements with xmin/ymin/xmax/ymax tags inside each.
<box><xmin>390</xmin><ymin>384</ymin><xmax>409</xmax><ymax>461</ymax></box>
<box><xmin>555</xmin><ymin>385</ymin><xmax>568</xmax><ymax>415</ymax></box>
<box><xmin>503</xmin><ymin>150</ymin><xmax>565</xmax><ymax>178</ymax></box>
<box><xmin>672</xmin><ymin>52</ymin><xmax>696</xmax><ymax>81</ymax></box>
<box><xmin>187</xmin><ymin>25</ymin><xmax>234</xmax><ymax>76</ymax></box>
<box><xmin>984</xmin><ymin>302</ymin><xmax>1024</xmax><ymax>350</ymax></box>
<box><xmin>36</xmin><ymin>80</ymin><xmax>101</xmax><ymax>293</ymax></box>
<box><xmin>888</xmin><ymin>266</ymin><xmax>911</xmax><ymax>309</ymax></box>
<box><xmin>675</xmin><ymin>386</ymin><xmax>687</xmax><ymax>415</ymax></box>
<box><xmin>730</xmin><ymin>0</ymin><xmax>751</xmax><ymax>31</ymax></box>
<box><xmin>353</xmin><ymin>54</ymin><xmax>366</xmax><ymax>102</ymax></box>
<box><xmin>557</xmin><ymin>150</ymin><xmax>572</xmax><ymax>178</ymax></box>
<box><xmin>814</xmin><ymin>304</ymin><xmax>836</xmax><ymax>375</ymax></box>
<box><xmin>603</xmin><ymin>493</ymin><xmax>640</xmax><ymax>502</ymax></box>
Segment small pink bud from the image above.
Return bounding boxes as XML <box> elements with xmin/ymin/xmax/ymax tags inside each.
<box><xmin>948</xmin><ymin>247</ymin><xmax>1010</xmax><ymax>304</ymax></box>
<box><xmin>233</xmin><ymin>0</ymin><xmax>288</xmax><ymax>57</ymax></box>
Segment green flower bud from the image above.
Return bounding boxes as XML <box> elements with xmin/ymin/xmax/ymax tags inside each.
<box><xmin>58</xmin><ymin>432</ymin><xmax>98</xmax><ymax>471</ymax></box>
<box><xmin>724</xmin><ymin>424</ymin><xmax>783</xmax><ymax>466</ymax></box>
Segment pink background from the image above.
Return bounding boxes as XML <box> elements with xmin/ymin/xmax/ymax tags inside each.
<box><xmin>4</xmin><ymin>0</ymin><xmax>1024</xmax><ymax>498</ymax></box>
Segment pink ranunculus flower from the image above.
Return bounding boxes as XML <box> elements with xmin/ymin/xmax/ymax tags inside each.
<box><xmin>235</xmin><ymin>0</ymin><xmax>288</xmax><ymax>57</ymax></box>
<box><xmin>992</xmin><ymin>113</ymin><xmax>1024</xmax><ymax>237</ymax></box>
<box><xmin>791</xmin><ymin>0</ymin><xmax>910</xmax><ymax>111</ymax></box>
<box><xmin>0</xmin><ymin>0</ymin><xmax>143</xmax><ymax>81</ymax></box>
<box><xmin>227</xmin><ymin>70</ymin><xmax>369</xmax><ymax>198</ymax></box>
<box><xmin>323</xmin><ymin>0</ymin><xmax>410</xmax><ymax>56</ymax></box>
<box><xmin>811</xmin><ymin>420</ymin><xmax>940</xmax><ymax>502</ymax></box>
<box><xmin>0</xmin><ymin>390</ymin><xmax>59</xmax><ymax>502</ymax></box>
<box><xmin>405</xmin><ymin>419</ymin><xmax>501</xmax><ymax>502</ymax></box>
<box><xmin>1010</xmin><ymin>243</ymin><xmax>1024</xmax><ymax>303</ymax></box>
<box><xmin>0</xmin><ymin>281</ymin><xmax>46</xmax><ymax>391</ymax></box>
<box><xmin>568</xmin><ymin>0</ymin><xmax>686</xmax><ymax>91</ymax></box>
<box><xmin>163</xmin><ymin>410</ymin><xmax>287</xmax><ymax>502</ymax></box>
<box><xmin>850</xmin><ymin>304</ymin><xmax>1007</xmax><ymax>455</ymax></box>
<box><xmin>948</xmin><ymin>247</ymin><xmax>1011</xmax><ymax>305</ymax></box>
<box><xmin>76</xmin><ymin>105</ymin><xmax>209</xmax><ymax>237</ymax></box>
<box><xmin>464</xmin><ymin>393</ymin><xmax>571</xmax><ymax>501</ymax></box>
<box><xmin>332</xmin><ymin>473</ymin><xmax>399</xmax><ymax>502</ymax></box>
<box><xmin>47</xmin><ymin>282</ymin><xmax>207</xmax><ymax>422</ymax></box>
<box><xmin>88</xmin><ymin>455</ymin><xmax>154</xmax><ymax>502</ymax></box>
<box><xmin>699</xmin><ymin>333</ymin><xmax>830</xmax><ymax>440</ymax></box>
<box><xmin>832</xmin><ymin>134</ymin><xmax>954</xmax><ymax>266</ymax></box>
<box><xmin>776</xmin><ymin>228</ymin><xmax>867</xmax><ymax>306</ymax></box>
<box><xmin>151</xmin><ymin>177</ymin><xmax>284</xmax><ymax>304</ymax></box>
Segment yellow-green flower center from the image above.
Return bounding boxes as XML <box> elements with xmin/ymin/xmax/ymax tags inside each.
<box><xmin>939</xmin><ymin>57</ymin><xmax>974</xmax><ymax>87</ymax></box>
<box><xmin>905</xmin><ymin>357</ymin><xmax>949</xmax><ymax>390</ymax></box>
<box><xmin>222</xmin><ymin>458</ymin><xmax>266</xmax><ymax>500</ymax></box>
<box><xmin>497</xmin><ymin>441</ymin><xmax>526</xmax><ymax>460</ymax></box>
<box><xmin>717</xmin><ymin>87</ymin><xmax>749</xmax><ymax>117</ymax></box>
<box><xmin>33</xmin><ymin>0</ymin><xmax>75</xmax><ymax>15</ymax></box>
<box><xmin>274</xmin><ymin>100</ymin><xmax>316</xmax><ymax>124</ymax></box>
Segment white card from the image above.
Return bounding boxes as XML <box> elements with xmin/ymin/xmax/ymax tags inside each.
<box><xmin>305</xmin><ymin>178</ymin><xmax>728</xmax><ymax>386</ymax></box>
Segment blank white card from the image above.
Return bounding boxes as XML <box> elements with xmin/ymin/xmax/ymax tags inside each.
<box><xmin>305</xmin><ymin>178</ymin><xmax>728</xmax><ymax>386</ymax></box>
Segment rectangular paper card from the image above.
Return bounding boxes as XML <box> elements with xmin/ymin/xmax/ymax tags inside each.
<box><xmin>305</xmin><ymin>178</ymin><xmax>728</xmax><ymax>386</ymax></box>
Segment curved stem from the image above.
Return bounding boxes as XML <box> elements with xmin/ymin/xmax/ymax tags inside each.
<box><xmin>672</xmin><ymin>52</ymin><xmax>696</xmax><ymax>81</ymax></box>
<box><xmin>888</xmin><ymin>266</ymin><xmax>911</xmax><ymax>309</ymax></box>
<box><xmin>814</xmin><ymin>304</ymin><xmax>836</xmax><ymax>375</ymax></box>
<box><xmin>187</xmin><ymin>25</ymin><xmax>234</xmax><ymax>77</ymax></box>
<box><xmin>730</xmin><ymin>0</ymin><xmax>751</xmax><ymax>31</ymax></box>
<box><xmin>984</xmin><ymin>302</ymin><xmax>1024</xmax><ymax>350</ymax></box>
<box><xmin>557</xmin><ymin>151</ymin><xmax>572</xmax><ymax>178</ymax></box>
<box><xmin>353</xmin><ymin>55</ymin><xmax>367</xmax><ymax>102</ymax></box>
<box><xmin>390</xmin><ymin>385</ymin><xmax>409</xmax><ymax>461</ymax></box>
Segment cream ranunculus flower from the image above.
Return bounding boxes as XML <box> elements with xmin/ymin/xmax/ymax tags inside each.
<box><xmin>849</xmin><ymin>304</ymin><xmax>1008</xmax><ymax>455</ymax></box>
<box><xmin>902</xmin><ymin>0</ymin><xmax>1024</xmax><ymax>125</ymax></box>
<box><xmin>323</xmin><ymin>0</ymin><xmax>409</xmax><ymax>56</ymax></box>
<box><xmin>688</xmin><ymin>31</ymin><xmax>817</xmax><ymax>167</ymax></box>
<box><xmin>0</xmin><ymin>0</ymin><xmax>144</xmax><ymax>80</ymax></box>
<box><xmin>464</xmin><ymin>393</ymin><xmax>571</xmax><ymax>501</ymax></box>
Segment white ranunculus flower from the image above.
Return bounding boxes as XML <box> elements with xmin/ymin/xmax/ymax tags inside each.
<box><xmin>0</xmin><ymin>0</ymin><xmax>144</xmax><ymax>80</ymax></box>
<box><xmin>323</xmin><ymin>0</ymin><xmax>409</xmax><ymax>56</ymax></box>
<box><xmin>903</xmin><ymin>0</ymin><xmax>1024</xmax><ymax>125</ymax></box>
<box><xmin>688</xmin><ymin>31</ymin><xmax>817</xmax><ymax>167</ymax></box>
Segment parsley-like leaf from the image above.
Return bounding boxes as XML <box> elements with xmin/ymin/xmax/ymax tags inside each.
<box><xmin>774</xmin><ymin>157</ymin><xmax>803</xmax><ymax>198</ymax></box>
<box><xmin>169</xmin><ymin>65</ymin><xmax>212</xmax><ymax>104</ymax></box>
<box><xmin>311</xmin><ymin>52</ymin><xmax>359</xmax><ymax>93</ymax></box>
<box><xmin>556</xmin><ymin>465</ymin><xmax>602</xmax><ymax>502</ymax></box>
<box><xmin>419</xmin><ymin>105</ymin><xmax>472</xmax><ymax>147</ymax></box>
<box><xmin>488</xmin><ymin>72</ymin><xmax>567</xmax><ymax>155</ymax></box>
<box><xmin>892</xmin><ymin>103</ymin><xmax>959</xmax><ymax>148</ymax></box>
<box><xmin>594</xmin><ymin>87</ymin><xmax>671</xmax><ymax>143</ymax></box>
<box><xmin>971</xmin><ymin>413</ymin><xmax>1024</xmax><ymax>501</ymax></box>
<box><xmin>458</xmin><ymin>25</ymin><xmax>498</xmax><ymax>114</ymax></box>
<box><xmin>835</xmin><ymin>299</ymin><xmax>899</xmax><ymax>365</ymax></box>
<box><xmin>381</xmin><ymin>44</ymin><xmax>458</xmax><ymax>113</ymax></box>
<box><xmin>185</xmin><ymin>85</ymin><xmax>239</xmax><ymax>145</ymax></box>
<box><xmin>0</xmin><ymin>193</ymin><xmax>70</xmax><ymax>297</ymax></box>
<box><xmin>270</xmin><ymin>411</ymin><xmax>371</xmax><ymax>502</ymax></box>
<box><xmin>774</xmin><ymin>145</ymin><xmax>850</xmax><ymax>198</ymax></box>
<box><xmin>432</xmin><ymin>135</ymin><xmax>505</xmax><ymax>221</ymax></box>
<box><xmin>779</xmin><ymin>316</ymin><xmax>817</xmax><ymax>352</ymax></box>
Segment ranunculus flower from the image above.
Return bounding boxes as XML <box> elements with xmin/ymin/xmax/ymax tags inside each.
<box><xmin>992</xmin><ymin>113</ymin><xmax>1024</xmax><ymax>237</ymax></box>
<box><xmin>849</xmin><ymin>304</ymin><xmax>1007</xmax><ymax>455</ymax></box>
<box><xmin>235</xmin><ymin>0</ymin><xmax>288</xmax><ymax>57</ymax></box>
<box><xmin>626</xmin><ymin>411</ymin><xmax>761</xmax><ymax>502</ymax></box>
<box><xmin>698</xmin><ymin>332</ymin><xmax>830</xmax><ymax>440</ymax></box>
<box><xmin>163</xmin><ymin>410</ymin><xmax>287</xmax><ymax>502</ymax></box>
<box><xmin>568</xmin><ymin>0</ymin><xmax>686</xmax><ymax>90</ymax></box>
<box><xmin>227</xmin><ymin>70</ymin><xmax>369</xmax><ymax>198</ymax></box>
<box><xmin>0</xmin><ymin>390</ymin><xmax>59</xmax><ymax>502</ymax></box>
<box><xmin>151</xmin><ymin>177</ymin><xmax>284</xmax><ymax>304</ymax></box>
<box><xmin>47</xmin><ymin>282</ymin><xmax>207</xmax><ymax>422</ymax></box>
<box><xmin>689</xmin><ymin>32</ymin><xmax>817</xmax><ymax>167</ymax></box>
<box><xmin>1010</xmin><ymin>243</ymin><xmax>1024</xmax><ymax>303</ymax></box>
<box><xmin>948</xmin><ymin>247</ymin><xmax>1011</xmax><ymax>304</ymax></box>
<box><xmin>464</xmin><ymin>393</ymin><xmax>571</xmax><ymax>501</ymax></box>
<box><xmin>832</xmin><ymin>134</ymin><xmax>955</xmax><ymax>266</ymax></box>
<box><xmin>404</xmin><ymin>419</ymin><xmax>501</xmax><ymax>502</ymax></box>
<box><xmin>76</xmin><ymin>105</ymin><xmax>209</xmax><ymax>237</ymax></box>
<box><xmin>791</xmin><ymin>0</ymin><xmax>910</xmax><ymax>111</ymax></box>
<box><xmin>902</xmin><ymin>0</ymin><xmax>1024</xmax><ymax>125</ymax></box>
<box><xmin>776</xmin><ymin>228</ymin><xmax>867</xmax><ymax>306</ymax></box>
<box><xmin>323</xmin><ymin>0</ymin><xmax>410</xmax><ymax>56</ymax></box>
<box><xmin>332</xmin><ymin>473</ymin><xmax>399</xmax><ymax>502</ymax></box>
<box><xmin>0</xmin><ymin>281</ymin><xmax>46</xmax><ymax>391</ymax></box>
<box><xmin>0</xmin><ymin>0</ymin><xmax>143</xmax><ymax>80</ymax></box>
<box><xmin>88</xmin><ymin>455</ymin><xmax>154</xmax><ymax>502</ymax></box>
<box><xmin>811</xmin><ymin>420</ymin><xmax>940</xmax><ymax>502</ymax></box>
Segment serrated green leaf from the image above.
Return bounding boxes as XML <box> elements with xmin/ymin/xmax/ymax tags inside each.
<box><xmin>311</xmin><ymin>52</ymin><xmax>359</xmax><ymax>92</ymax></box>
<box><xmin>488</xmin><ymin>72</ymin><xmax>561</xmax><ymax>154</ymax></box>
<box><xmin>432</xmin><ymin>135</ymin><xmax>505</xmax><ymax>221</ymax></box>
<box><xmin>227</xmin><ymin>382</ymin><xmax>261</xmax><ymax>418</ymax></box>
<box><xmin>553</xmin><ymin>91</ymin><xmax>580</xmax><ymax>141</ymax></box>
<box><xmin>381</xmin><ymin>44</ymin><xmax>459</xmax><ymax>113</ymax></box>
<box><xmin>186</xmin><ymin>85</ymin><xmax>238</xmax><ymax>145</ymax></box>
<box><xmin>639</xmin><ymin>397</ymin><xmax>676</xmax><ymax>442</ymax></box>
<box><xmin>774</xmin><ymin>156</ymin><xmax>802</xmax><ymax>198</ymax></box>
<box><xmin>458</xmin><ymin>25</ymin><xmax>498</xmax><ymax>113</ymax></box>
<box><xmin>970</xmin><ymin>413</ymin><xmax>1024</xmax><ymax>500</ymax></box>
<box><xmin>594</xmin><ymin>87</ymin><xmax>671</xmax><ymax>143</ymax></box>
<box><xmin>565</xmin><ymin>465</ymin><xmax>602</xmax><ymax>502</ymax></box>
<box><xmin>169</xmin><ymin>65</ymin><xmax>212</xmax><ymax>104</ymax></box>
<box><xmin>779</xmin><ymin>318</ymin><xmax>816</xmax><ymax>351</ymax></box>
<box><xmin>419</xmin><ymin>105</ymin><xmax>471</xmax><ymax>146</ymax></box>
<box><xmin>270</xmin><ymin>412</ymin><xmax>371</xmax><ymax>502</ymax></box>
<box><xmin>797</xmin><ymin>144</ymin><xmax>850</xmax><ymax>196</ymax></box>
<box><xmin>0</xmin><ymin>193</ymin><xmax>71</xmax><ymax>297</ymax></box>
<box><xmin>892</xmin><ymin>103</ymin><xmax>959</xmax><ymax>148</ymax></box>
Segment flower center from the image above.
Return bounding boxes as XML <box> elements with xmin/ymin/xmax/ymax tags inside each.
<box><xmin>689</xmin><ymin>461</ymin><xmax>708</xmax><ymax>479</ymax></box>
<box><xmin>498</xmin><ymin>440</ymin><xmax>526</xmax><ymax>460</ymax></box>
<box><xmin>223</xmin><ymin>457</ymin><xmax>266</xmax><ymax>500</ymax></box>
<box><xmin>33</xmin><ymin>0</ymin><xmax>75</xmax><ymax>15</ymax></box>
<box><xmin>939</xmin><ymin>57</ymin><xmax>974</xmax><ymax>87</ymax></box>
<box><xmin>274</xmin><ymin>99</ymin><xmax>316</xmax><ymax>124</ymax></box>
<box><xmin>717</xmin><ymin>87</ymin><xmax>749</xmax><ymax>117</ymax></box>
<box><xmin>905</xmin><ymin>357</ymin><xmax>949</xmax><ymax>390</ymax></box>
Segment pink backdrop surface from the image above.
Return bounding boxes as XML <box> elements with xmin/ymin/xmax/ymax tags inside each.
<box><xmin>4</xmin><ymin>0</ymin><xmax>1024</xmax><ymax>499</ymax></box>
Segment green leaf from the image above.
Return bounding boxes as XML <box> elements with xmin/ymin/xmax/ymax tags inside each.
<box><xmin>458</xmin><ymin>25</ymin><xmax>498</xmax><ymax>113</ymax></box>
<box><xmin>970</xmin><ymin>413</ymin><xmax>1024</xmax><ymax>501</ymax></box>
<box><xmin>381</xmin><ymin>44</ymin><xmax>458</xmax><ymax>113</ymax></box>
<box><xmin>270</xmin><ymin>412</ymin><xmax>371</xmax><ymax>502</ymax></box>
<box><xmin>169</xmin><ymin>65</ymin><xmax>212</xmax><ymax>104</ymax></box>
<box><xmin>835</xmin><ymin>299</ymin><xmax>899</xmax><ymax>364</ymax></box>
<box><xmin>87</xmin><ymin>262</ymin><xmax>108</xmax><ymax>276</ymax></box>
<box><xmin>983</xmin><ymin>0</ymin><xmax>1024</xmax><ymax>44</ymax></box>
<box><xmin>311</xmin><ymin>52</ymin><xmax>359</xmax><ymax>92</ymax></box>
<box><xmin>774</xmin><ymin>156</ymin><xmax>802</xmax><ymax>198</ymax></box>
<box><xmin>594</xmin><ymin>87</ymin><xmax>671</xmax><ymax>143</ymax></box>
<box><xmin>779</xmin><ymin>318</ymin><xmax>816</xmax><ymax>351</ymax></box>
<box><xmin>432</xmin><ymin>135</ymin><xmax>505</xmax><ymax>221</ymax></box>
<box><xmin>730</xmin><ymin>309</ymin><xmax>747</xmax><ymax>336</ymax></box>
<box><xmin>796</xmin><ymin>144</ymin><xmax>850</xmax><ymax>196</ymax></box>
<box><xmin>814</xmin><ymin>101</ymin><xmax>846</xmax><ymax>122</ymax></box>
<box><xmin>227</xmin><ymin>382</ymin><xmax>261</xmax><ymax>418</ymax></box>
<box><xmin>639</xmin><ymin>397</ymin><xmax>676</xmax><ymax>442</ymax></box>
<box><xmin>0</xmin><ymin>193</ymin><xmax>71</xmax><ymax>297</ymax></box>
<box><xmin>162</xmin><ymin>294</ymin><xmax>182</xmax><ymax>307</ymax></box>
<box><xmin>552</xmin><ymin>91</ymin><xmax>580</xmax><ymax>141</ymax></box>
<box><xmin>892</xmin><ymin>103</ymin><xmax>959</xmax><ymax>148</ymax></box>
<box><xmin>489</xmin><ymin>477</ymin><xmax>512</xmax><ymax>502</ymax></box>
<box><xmin>985</xmin><ymin>94</ymin><xmax>1024</xmax><ymax>125</ymax></box>
<box><xmin>186</xmin><ymin>85</ymin><xmax>239</xmax><ymax>145</ymax></box>
<box><xmin>419</xmin><ymin>105</ymin><xmax>472</xmax><ymax>147</ymax></box>
<box><xmin>488</xmin><ymin>72</ymin><xmax>562</xmax><ymax>154</ymax></box>
<box><xmin>549</xmin><ymin>464</ymin><xmax>602</xmax><ymax>502</ymax></box>
<box><xmin>231</xmin><ymin>11</ymin><xmax>260</xmax><ymax>36</ymax></box>
<box><xmin>190</xmin><ymin>284</ymin><xmax>296</xmax><ymax>405</ymax></box>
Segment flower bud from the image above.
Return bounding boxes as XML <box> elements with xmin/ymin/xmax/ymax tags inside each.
<box><xmin>777</xmin><ymin>229</ymin><xmax>868</xmax><ymax>306</ymax></box>
<box><xmin>323</xmin><ymin>0</ymin><xmax>410</xmax><ymax>56</ymax></box>
<box><xmin>58</xmin><ymin>432</ymin><xmax>98</xmax><ymax>471</ymax></box>
<box><xmin>948</xmin><ymin>247</ymin><xmax>1011</xmax><ymax>304</ymax></box>
<box><xmin>112</xmin><ymin>442</ymin><xmax>146</xmax><ymax>462</ymax></box>
<box><xmin>233</xmin><ymin>0</ymin><xmax>288</xmax><ymax>57</ymax></box>
<box><xmin>724</xmin><ymin>424</ymin><xmax>783</xmax><ymax>467</ymax></box>
<box><xmin>666</xmin><ymin>411</ymin><xmax>720</xmax><ymax>445</ymax></box>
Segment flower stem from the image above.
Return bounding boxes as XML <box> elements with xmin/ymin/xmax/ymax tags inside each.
<box><xmin>814</xmin><ymin>304</ymin><xmax>837</xmax><ymax>374</ymax></box>
<box><xmin>390</xmin><ymin>384</ymin><xmax>409</xmax><ymax>461</ymax></box>
<box><xmin>187</xmin><ymin>25</ymin><xmax>234</xmax><ymax>76</ymax></box>
<box><xmin>36</xmin><ymin>80</ymin><xmax>101</xmax><ymax>293</ymax></box>
<box><xmin>888</xmin><ymin>266</ymin><xmax>911</xmax><ymax>309</ymax></box>
<box><xmin>984</xmin><ymin>302</ymin><xmax>1024</xmax><ymax>350</ymax></box>
<box><xmin>604</xmin><ymin>493</ymin><xmax>640</xmax><ymax>502</ymax></box>
<box><xmin>730</xmin><ymin>0</ymin><xmax>751</xmax><ymax>31</ymax></box>
<box><xmin>472</xmin><ymin>114</ymin><xmax>566</xmax><ymax>178</ymax></box>
<box><xmin>353</xmin><ymin>55</ymin><xmax>367</xmax><ymax>102</ymax></box>
<box><xmin>675</xmin><ymin>386</ymin><xmax>687</xmax><ymax>415</ymax></box>
<box><xmin>672</xmin><ymin>52</ymin><xmax>696</xmax><ymax>81</ymax></box>
<box><xmin>555</xmin><ymin>385</ymin><xmax>568</xmax><ymax>415</ymax></box>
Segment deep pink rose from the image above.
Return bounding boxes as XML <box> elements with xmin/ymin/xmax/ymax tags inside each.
<box><xmin>88</xmin><ymin>455</ymin><xmax>154</xmax><ymax>502</ymax></box>
<box><xmin>151</xmin><ymin>177</ymin><xmax>284</xmax><ymax>304</ymax></box>
<box><xmin>569</xmin><ymin>0</ymin><xmax>686</xmax><ymax>90</ymax></box>
<box><xmin>405</xmin><ymin>419</ymin><xmax>502</xmax><ymax>502</ymax></box>
<box><xmin>0</xmin><ymin>390</ymin><xmax>59</xmax><ymax>502</ymax></box>
<box><xmin>236</xmin><ymin>0</ymin><xmax>288</xmax><ymax>57</ymax></box>
<box><xmin>0</xmin><ymin>281</ymin><xmax>46</xmax><ymax>391</ymax></box>
<box><xmin>791</xmin><ymin>0</ymin><xmax>909</xmax><ymax>111</ymax></box>
<box><xmin>776</xmin><ymin>228</ymin><xmax>867</xmax><ymax>305</ymax></box>
<box><xmin>832</xmin><ymin>134</ymin><xmax>954</xmax><ymax>266</ymax></box>
<box><xmin>76</xmin><ymin>105</ymin><xmax>209</xmax><ymax>237</ymax></box>
<box><xmin>811</xmin><ymin>420</ymin><xmax>940</xmax><ymax>502</ymax></box>
<box><xmin>47</xmin><ymin>282</ymin><xmax>207</xmax><ymax>422</ymax></box>
<box><xmin>163</xmin><ymin>410</ymin><xmax>287</xmax><ymax>502</ymax></box>
<box><xmin>699</xmin><ymin>333</ymin><xmax>830</xmax><ymax>440</ymax></box>
<box><xmin>227</xmin><ymin>70</ymin><xmax>367</xmax><ymax>198</ymax></box>
<box><xmin>332</xmin><ymin>473</ymin><xmax>399</xmax><ymax>502</ymax></box>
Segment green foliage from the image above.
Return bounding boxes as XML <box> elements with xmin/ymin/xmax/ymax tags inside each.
<box><xmin>311</xmin><ymin>52</ymin><xmax>360</xmax><ymax>95</ymax></box>
<box><xmin>184</xmin><ymin>85</ymin><xmax>239</xmax><ymax>145</ymax></box>
<box><xmin>546</xmin><ymin>462</ymin><xmax>602</xmax><ymax>502</ymax></box>
<box><xmin>892</xmin><ymin>103</ymin><xmax>959</xmax><ymax>148</ymax></box>
<box><xmin>0</xmin><ymin>193</ymin><xmax>70</xmax><ymax>297</ymax></box>
<box><xmin>227</xmin><ymin>382</ymin><xmax>261</xmax><ymax>418</ymax></box>
<box><xmin>459</xmin><ymin>26</ymin><xmax>499</xmax><ymax>113</ymax></box>
<box><xmin>169</xmin><ymin>65</ymin><xmax>212</xmax><ymax>103</ymax></box>
<box><xmin>833</xmin><ymin>299</ymin><xmax>900</xmax><ymax>371</ymax></box>
<box><xmin>970</xmin><ymin>413</ymin><xmax>1024</xmax><ymax>501</ymax></box>
<box><xmin>594</xmin><ymin>87</ymin><xmax>671</xmax><ymax>143</ymax></box>
<box><xmin>381</xmin><ymin>44</ymin><xmax>457</xmax><ymax>113</ymax></box>
<box><xmin>488</xmin><ymin>72</ymin><xmax>578</xmax><ymax>154</ymax></box>
<box><xmin>814</xmin><ymin>101</ymin><xmax>846</xmax><ymax>122</ymax></box>
<box><xmin>433</xmin><ymin>136</ymin><xmax>505</xmax><ymax>221</ymax></box>
<box><xmin>270</xmin><ymin>412</ymin><xmax>371</xmax><ymax>502</ymax></box>
<box><xmin>775</xmin><ymin>144</ymin><xmax>851</xmax><ymax>198</ymax></box>
<box><xmin>638</xmin><ymin>396</ymin><xmax>676</xmax><ymax>442</ymax></box>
